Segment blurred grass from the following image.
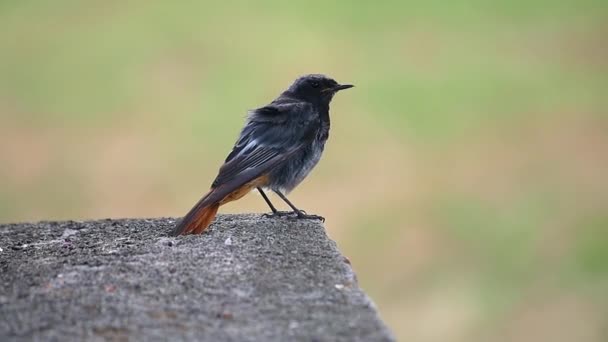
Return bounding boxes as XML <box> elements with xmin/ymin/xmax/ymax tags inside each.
<box><xmin>1</xmin><ymin>1</ymin><xmax>607</xmax><ymax>341</ymax></box>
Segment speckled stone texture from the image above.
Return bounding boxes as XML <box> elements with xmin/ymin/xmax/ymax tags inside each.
<box><xmin>0</xmin><ymin>214</ymin><xmax>393</xmax><ymax>342</ymax></box>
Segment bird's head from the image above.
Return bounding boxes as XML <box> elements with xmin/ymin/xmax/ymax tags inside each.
<box><xmin>284</xmin><ymin>74</ymin><xmax>353</xmax><ymax>104</ymax></box>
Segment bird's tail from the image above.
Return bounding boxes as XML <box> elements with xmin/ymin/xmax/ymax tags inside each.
<box><xmin>172</xmin><ymin>174</ymin><xmax>271</xmax><ymax>236</ymax></box>
<box><xmin>172</xmin><ymin>190</ymin><xmax>220</xmax><ymax>236</ymax></box>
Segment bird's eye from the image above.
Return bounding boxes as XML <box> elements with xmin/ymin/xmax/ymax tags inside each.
<box><xmin>311</xmin><ymin>81</ymin><xmax>320</xmax><ymax>88</ymax></box>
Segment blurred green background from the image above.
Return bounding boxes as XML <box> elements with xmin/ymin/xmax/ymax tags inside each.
<box><xmin>1</xmin><ymin>1</ymin><xmax>607</xmax><ymax>341</ymax></box>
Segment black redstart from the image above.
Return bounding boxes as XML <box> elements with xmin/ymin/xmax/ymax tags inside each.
<box><xmin>172</xmin><ymin>74</ymin><xmax>353</xmax><ymax>235</ymax></box>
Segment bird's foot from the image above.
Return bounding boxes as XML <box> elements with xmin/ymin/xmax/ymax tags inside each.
<box><xmin>262</xmin><ymin>211</ymin><xmax>296</xmax><ymax>219</ymax></box>
<box><xmin>292</xmin><ymin>210</ymin><xmax>325</xmax><ymax>222</ymax></box>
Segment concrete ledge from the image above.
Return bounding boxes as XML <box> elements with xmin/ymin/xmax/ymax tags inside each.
<box><xmin>0</xmin><ymin>214</ymin><xmax>394</xmax><ymax>341</ymax></box>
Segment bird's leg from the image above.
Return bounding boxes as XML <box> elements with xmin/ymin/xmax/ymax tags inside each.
<box><xmin>258</xmin><ymin>187</ymin><xmax>293</xmax><ymax>218</ymax></box>
<box><xmin>273</xmin><ymin>190</ymin><xmax>325</xmax><ymax>222</ymax></box>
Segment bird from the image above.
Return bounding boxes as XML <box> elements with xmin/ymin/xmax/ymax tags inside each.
<box><xmin>172</xmin><ymin>74</ymin><xmax>353</xmax><ymax>236</ymax></box>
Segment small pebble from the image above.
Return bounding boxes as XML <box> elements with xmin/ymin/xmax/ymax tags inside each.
<box><xmin>11</xmin><ymin>244</ymin><xmax>26</xmax><ymax>251</ymax></box>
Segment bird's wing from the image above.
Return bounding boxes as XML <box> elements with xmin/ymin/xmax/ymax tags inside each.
<box><xmin>221</xmin><ymin>99</ymin><xmax>309</xmax><ymax>163</ymax></box>
<box><xmin>202</xmin><ymin>102</ymin><xmax>317</xmax><ymax>205</ymax></box>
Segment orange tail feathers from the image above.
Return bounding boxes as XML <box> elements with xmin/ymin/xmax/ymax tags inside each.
<box><xmin>172</xmin><ymin>202</ymin><xmax>220</xmax><ymax>236</ymax></box>
<box><xmin>172</xmin><ymin>176</ymin><xmax>269</xmax><ymax>236</ymax></box>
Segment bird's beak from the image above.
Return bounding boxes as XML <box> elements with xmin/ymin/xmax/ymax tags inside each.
<box><xmin>333</xmin><ymin>84</ymin><xmax>354</xmax><ymax>91</ymax></box>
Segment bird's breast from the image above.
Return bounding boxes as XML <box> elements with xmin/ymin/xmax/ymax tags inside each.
<box><xmin>267</xmin><ymin>135</ymin><xmax>327</xmax><ymax>193</ymax></box>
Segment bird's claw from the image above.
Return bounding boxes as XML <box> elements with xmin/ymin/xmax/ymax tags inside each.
<box><xmin>262</xmin><ymin>211</ymin><xmax>295</xmax><ymax>219</ymax></box>
<box><xmin>262</xmin><ymin>210</ymin><xmax>324</xmax><ymax>222</ymax></box>
<box><xmin>292</xmin><ymin>211</ymin><xmax>325</xmax><ymax>222</ymax></box>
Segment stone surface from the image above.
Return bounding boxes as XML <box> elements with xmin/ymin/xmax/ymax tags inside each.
<box><xmin>0</xmin><ymin>214</ymin><xmax>394</xmax><ymax>341</ymax></box>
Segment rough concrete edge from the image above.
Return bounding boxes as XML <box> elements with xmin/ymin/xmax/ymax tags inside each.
<box><xmin>0</xmin><ymin>215</ymin><xmax>396</xmax><ymax>341</ymax></box>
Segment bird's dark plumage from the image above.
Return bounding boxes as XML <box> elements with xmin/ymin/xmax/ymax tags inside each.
<box><xmin>172</xmin><ymin>74</ymin><xmax>353</xmax><ymax>236</ymax></box>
